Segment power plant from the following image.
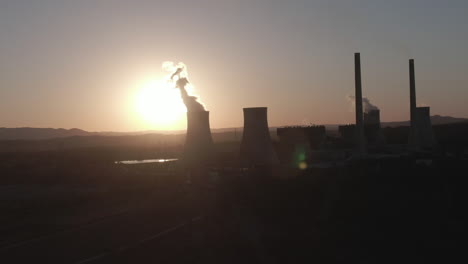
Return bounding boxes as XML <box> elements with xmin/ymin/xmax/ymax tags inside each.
<box><xmin>239</xmin><ymin>107</ymin><xmax>279</xmax><ymax>167</ymax></box>
<box><xmin>180</xmin><ymin>54</ymin><xmax>441</xmax><ymax>174</ymax></box>
<box><xmin>3</xmin><ymin>56</ymin><xmax>461</xmax><ymax>264</ymax></box>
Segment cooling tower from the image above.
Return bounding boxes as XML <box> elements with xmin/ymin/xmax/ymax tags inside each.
<box><xmin>364</xmin><ymin>110</ymin><xmax>385</xmax><ymax>145</ymax></box>
<box><xmin>240</xmin><ymin>107</ymin><xmax>278</xmax><ymax>167</ymax></box>
<box><xmin>184</xmin><ymin>111</ymin><xmax>214</xmax><ymax>167</ymax></box>
<box><xmin>364</xmin><ymin>110</ymin><xmax>381</xmax><ymax>125</ymax></box>
<box><xmin>415</xmin><ymin>107</ymin><xmax>436</xmax><ymax>148</ymax></box>
<box><xmin>354</xmin><ymin>53</ymin><xmax>366</xmax><ymax>153</ymax></box>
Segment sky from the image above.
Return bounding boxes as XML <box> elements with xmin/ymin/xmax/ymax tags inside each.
<box><xmin>1</xmin><ymin>0</ymin><xmax>467</xmax><ymax>132</ymax></box>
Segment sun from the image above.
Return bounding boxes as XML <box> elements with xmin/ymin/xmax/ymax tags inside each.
<box><xmin>134</xmin><ymin>78</ymin><xmax>186</xmax><ymax>130</ymax></box>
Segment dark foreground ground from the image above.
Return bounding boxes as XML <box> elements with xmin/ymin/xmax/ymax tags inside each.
<box><xmin>0</xmin><ymin>150</ymin><xmax>466</xmax><ymax>263</ymax></box>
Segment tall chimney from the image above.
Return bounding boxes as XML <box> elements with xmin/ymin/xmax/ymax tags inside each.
<box><xmin>408</xmin><ymin>59</ymin><xmax>419</xmax><ymax>147</ymax></box>
<box><xmin>184</xmin><ymin>111</ymin><xmax>214</xmax><ymax>167</ymax></box>
<box><xmin>240</xmin><ymin>107</ymin><xmax>278</xmax><ymax>167</ymax></box>
<box><xmin>354</xmin><ymin>53</ymin><xmax>366</xmax><ymax>154</ymax></box>
<box><xmin>409</xmin><ymin>59</ymin><xmax>417</xmax><ymax>125</ymax></box>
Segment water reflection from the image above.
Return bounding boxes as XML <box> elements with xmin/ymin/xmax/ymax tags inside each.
<box><xmin>114</xmin><ymin>159</ymin><xmax>178</xmax><ymax>165</ymax></box>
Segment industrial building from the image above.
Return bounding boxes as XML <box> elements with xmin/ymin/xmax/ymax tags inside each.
<box><xmin>276</xmin><ymin>125</ymin><xmax>326</xmax><ymax>167</ymax></box>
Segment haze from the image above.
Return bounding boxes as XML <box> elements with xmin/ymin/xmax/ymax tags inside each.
<box><xmin>1</xmin><ymin>0</ymin><xmax>467</xmax><ymax>132</ymax></box>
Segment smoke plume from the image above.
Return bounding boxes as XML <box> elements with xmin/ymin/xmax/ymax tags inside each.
<box><xmin>163</xmin><ymin>62</ymin><xmax>206</xmax><ymax>112</ymax></box>
<box><xmin>347</xmin><ymin>95</ymin><xmax>379</xmax><ymax>113</ymax></box>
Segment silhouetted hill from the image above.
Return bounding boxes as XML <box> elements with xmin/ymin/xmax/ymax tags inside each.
<box><xmin>1</xmin><ymin>115</ymin><xmax>466</xmax><ymax>141</ymax></box>
<box><xmin>0</xmin><ymin>133</ymin><xmax>186</xmax><ymax>153</ymax></box>
<box><xmin>0</xmin><ymin>127</ymin><xmax>92</xmax><ymax>140</ymax></box>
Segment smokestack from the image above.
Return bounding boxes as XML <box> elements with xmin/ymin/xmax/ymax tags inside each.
<box><xmin>409</xmin><ymin>59</ymin><xmax>416</xmax><ymax>129</ymax></box>
<box><xmin>408</xmin><ymin>59</ymin><xmax>420</xmax><ymax>148</ymax></box>
<box><xmin>184</xmin><ymin>111</ymin><xmax>213</xmax><ymax>166</ymax></box>
<box><xmin>240</xmin><ymin>107</ymin><xmax>278</xmax><ymax>167</ymax></box>
<box><xmin>408</xmin><ymin>59</ymin><xmax>419</xmax><ymax>147</ymax></box>
<box><xmin>354</xmin><ymin>53</ymin><xmax>366</xmax><ymax>153</ymax></box>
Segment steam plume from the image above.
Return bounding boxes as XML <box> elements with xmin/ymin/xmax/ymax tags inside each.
<box><xmin>347</xmin><ymin>95</ymin><xmax>379</xmax><ymax>113</ymax></box>
<box><xmin>163</xmin><ymin>62</ymin><xmax>206</xmax><ymax>112</ymax></box>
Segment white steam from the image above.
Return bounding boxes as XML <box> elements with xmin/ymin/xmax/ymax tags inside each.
<box><xmin>347</xmin><ymin>95</ymin><xmax>379</xmax><ymax>113</ymax></box>
<box><xmin>163</xmin><ymin>61</ymin><xmax>206</xmax><ymax>112</ymax></box>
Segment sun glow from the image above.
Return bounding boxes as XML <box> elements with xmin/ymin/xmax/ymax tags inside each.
<box><xmin>134</xmin><ymin>78</ymin><xmax>186</xmax><ymax>130</ymax></box>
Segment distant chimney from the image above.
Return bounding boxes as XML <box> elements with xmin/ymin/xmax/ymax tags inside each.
<box><xmin>409</xmin><ymin>59</ymin><xmax>417</xmax><ymax>128</ymax></box>
<box><xmin>408</xmin><ymin>59</ymin><xmax>419</xmax><ymax>147</ymax></box>
<box><xmin>354</xmin><ymin>53</ymin><xmax>366</xmax><ymax>154</ymax></box>
<box><xmin>184</xmin><ymin>111</ymin><xmax>213</xmax><ymax>167</ymax></box>
<box><xmin>240</xmin><ymin>107</ymin><xmax>278</xmax><ymax>167</ymax></box>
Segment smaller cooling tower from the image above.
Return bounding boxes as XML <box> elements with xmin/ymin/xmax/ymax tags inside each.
<box><xmin>415</xmin><ymin>107</ymin><xmax>436</xmax><ymax>148</ymax></box>
<box><xmin>240</xmin><ymin>107</ymin><xmax>278</xmax><ymax>167</ymax></box>
<box><xmin>184</xmin><ymin>111</ymin><xmax>214</xmax><ymax>167</ymax></box>
<box><xmin>364</xmin><ymin>110</ymin><xmax>381</xmax><ymax>125</ymax></box>
<box><xmin>364</xmin><ymin>110</ymin><xmax>385</xmax><ymax>145</ymax></box>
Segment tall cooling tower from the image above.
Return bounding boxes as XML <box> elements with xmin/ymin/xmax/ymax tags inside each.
<box><xmin>240</xmin><ymin>107</ymin><xmax>278</xmax><ymax>167</ymax></box>
<box><xmin>184</xmin><ymin>111</ymin><xmax>214</xmax><ymax>167</ymax></box>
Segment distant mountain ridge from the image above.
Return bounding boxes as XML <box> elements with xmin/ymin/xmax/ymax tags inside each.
<box><xmin>381</xmin><ymin>115</ymin><xmax>468</xmax><ymax>128</ymax></box>
<box><xmin>1</xmin><ymin>115</ymin><xmax>467</xmax><ymax>141</ymax></box>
